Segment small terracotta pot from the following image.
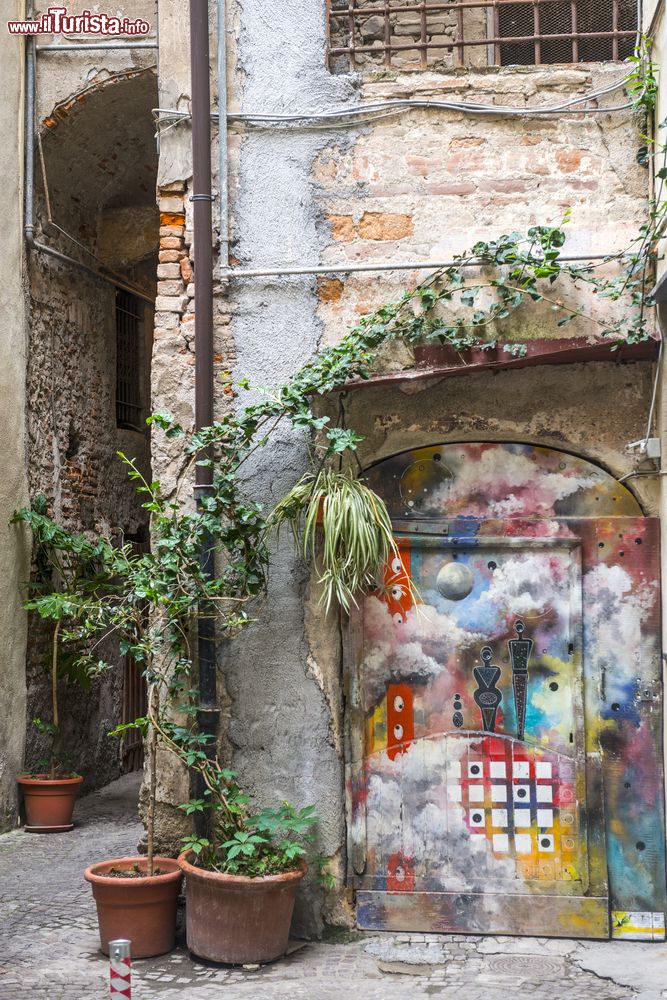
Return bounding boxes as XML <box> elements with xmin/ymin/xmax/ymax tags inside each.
<box><xmin>178</xmin><ymin>850</ymin><xmax>306</xmax><ymax>965</ymax></box>
<box><xmin>18</xmin><ymin>774</ymin><xmax>83</xmax><ymax>832</ymax></box>
<box><xmin>84</xmin><ymin>856</ymin><xmax>183</xmax><ymax>958</ymax></box>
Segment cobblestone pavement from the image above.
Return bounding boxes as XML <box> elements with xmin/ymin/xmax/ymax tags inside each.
<box><xmin>1</xmin><ymin>773</ymin><xmax>666</xmax><ymax>999</ymax></box>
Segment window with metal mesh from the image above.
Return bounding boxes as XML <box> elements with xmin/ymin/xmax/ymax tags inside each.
<box><xmin>327</xmin><ymin>0</ymin><xmax>637</xmax><ymax>72</ymax></box>
<box><xmin>115</xmin><ymin>289</ymin><xmax>143</xmax><ymax>430</ymax></box>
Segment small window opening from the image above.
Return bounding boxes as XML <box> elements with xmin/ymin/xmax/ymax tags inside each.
<box><xmin>115</xmin><ymin>289</ymin><xmax>143</xmax><ymax>430</ymax></box>
<box><xmin>327</xmin><ymin>0</ymin><xmax>637</xmax><ymax>73</ymax></box>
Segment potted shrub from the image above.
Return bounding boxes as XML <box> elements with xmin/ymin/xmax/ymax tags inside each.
<box><xmin>14</xmin><ymin>495</ymin><xmax>184</xmax><ymax>957</ymax></box>
<box><xmin>15</xmin><ymin>507</ymin><xmax>95</xmax><ymax>832</ymax></box>
<box><xmin>12</xmin><ymin>304</ymin><xmax>403</xmax><ymax>959</ymax></box>
<box><xmin>14</xmin><ymin>423</ymin><xmax>397</xmax><ymax>959</ymax></box>
<box><xmin>176</xmin><ymin>776</ymin><xmax>318</xmax><ymax>964</ymax></box>
<box><xmin>82</xmin><ymin>677</ymin><xmax>182</xmax><ymax>958</ymax></box>
<box><xmin>18</xmin><ymin>625</ymin><xmax>84</xmax><ymax>831</ymax></box>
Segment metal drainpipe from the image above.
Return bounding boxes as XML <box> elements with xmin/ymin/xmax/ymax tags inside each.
<box><xmin>217</xmin><ymin>0</ymin><xmax>229</xmax><ymax>274</ymax></box>
<box><xmin>190</xmin><ymin>0</ymin><xmax>218</xmax><ymax>825</ymax></box>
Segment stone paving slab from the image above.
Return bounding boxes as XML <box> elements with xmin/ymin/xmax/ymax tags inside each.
<box><xmin>0</xmin><ymin>773</ymin><xmax>665</xmax><ymax>999</ymax></box>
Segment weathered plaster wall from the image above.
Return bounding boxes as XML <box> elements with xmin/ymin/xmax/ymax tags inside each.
<box><xmin>149</xmin><ymin>0</ymin><xmax>359</xmax><ymax>926</ymax></box>
<box><xmin>33</xmin><ymin>0</ymin><xmax>157</xmax><ymax>125</ymax></box>
<box><xmin>314</xmin><ymin>65</ymin><xmax>648</xmax><ymax>346</ymax></box>
<box><xmin>225</xmin><ymin>0</ymin><xmax>362</xmax><ymax>935</ymax></box>
<box><xmin>0</xmin><ymin>4</ymin><xmax>30</xmax><ymax>829</ymax></box>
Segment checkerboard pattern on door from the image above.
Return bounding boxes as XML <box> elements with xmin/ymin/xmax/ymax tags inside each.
<box><xmin>447</xmin><ymin>736</ymin><xmax>581</xmax><ymax>882</ymax></box>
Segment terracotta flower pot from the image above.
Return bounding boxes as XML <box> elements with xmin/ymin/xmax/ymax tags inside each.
<box><xmin>18</xmin><ymin>774</ymin><xmax>83</xmax><ymax>832</ymax></box>
<box><xmin>84</xmin><ymin>856</ymin><xmax>183</xmax><ymax>958</ymax></box>
<box><xmin>178</xmin><ymin>850</ymin><xmax>306</xmax><ymax>965</ymax></box>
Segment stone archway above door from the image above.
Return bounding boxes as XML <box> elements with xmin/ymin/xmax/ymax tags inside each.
<box><xmin>346</xmin><ymin>442</ymin><xmax>666</xmax><ymax>942</ymax></box>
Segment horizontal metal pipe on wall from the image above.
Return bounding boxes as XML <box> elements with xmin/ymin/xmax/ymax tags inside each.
<box><xmin>224</xmin><ymin>253</ymin><xmax>615</xmax><ymax>280</ymax></box>
<box><xmin>36</xmin><ymin>42</ymin><xmax>158</xmax><ymax>51</ymax></box>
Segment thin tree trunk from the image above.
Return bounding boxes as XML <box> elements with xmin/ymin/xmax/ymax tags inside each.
<box><xmin>147</xmin><ymin>684</ymin><xmax>159</xmax><ymax>877</ymax></box>
<box><xmin>51</xmin><ymin>621</ymin><xmax>61</xmax><ymax>780</ymax></box>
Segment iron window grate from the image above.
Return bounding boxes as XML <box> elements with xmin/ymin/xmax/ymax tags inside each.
<box><xmin>327</xmin><ymin>0</ymin><xmax>637</xmax><ymax>72</ymax></box>
<box><xmin>115</xmin><ymin>289</ymin><xmax>143</xmax><ymax>430</ymax></box>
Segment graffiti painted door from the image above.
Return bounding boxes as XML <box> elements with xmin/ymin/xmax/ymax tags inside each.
<box><xmin>348</xmin><ymin>442</ymin><xmax>667</xmax><ymax>939</ymax></box>
<box><xmin>349</xmin><ymin>532</ymin><xmax>609</xmax><ymax>937</ymax></box>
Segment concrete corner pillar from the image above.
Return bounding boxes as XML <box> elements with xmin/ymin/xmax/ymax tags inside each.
<box><xmin>0</xmin><ymin>2</ymin><xmax>31</xmax><ymax>829</ymax></box>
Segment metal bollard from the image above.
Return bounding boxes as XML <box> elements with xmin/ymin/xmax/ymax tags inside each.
<box><xmin>109</xmin><ymin>939</ymin><xmax>132</xmax><ymax>999</ymax></box>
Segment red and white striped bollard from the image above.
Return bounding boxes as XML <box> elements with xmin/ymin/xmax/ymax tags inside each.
<box><xmin>109</xmin><ymin>939</ymin><xmax>132</xmax><ymax>999</ymax></box>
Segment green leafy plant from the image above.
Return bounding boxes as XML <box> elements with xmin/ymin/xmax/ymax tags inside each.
<box><xmin>268</xmin><ymin>468</ymin><xmax>398</xmax><ymax>612</ymax></box>
<box><xmin>180</xmin><ymin>800</ymin><xmax>318</xmax><ymax>878</ymax></box>
<box><xmin>16</xmin><ymin>499</ymin><xmax>105</xmax><ymax>779</ymax></box>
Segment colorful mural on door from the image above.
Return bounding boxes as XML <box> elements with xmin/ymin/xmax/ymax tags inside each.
<box><xmin>347</xmin><ymin>443</ymin><xmax>666</xmax><ymax>941</ymax></box>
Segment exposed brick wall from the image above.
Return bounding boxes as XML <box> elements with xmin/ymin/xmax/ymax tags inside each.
<box><xmin>313</xmin><ymin>65</ymin><xmax>649</xmax><ymax>355</ymax></box>
<box><xmin>151</xmin><ymin>183</ymin><xmax>235</xmax><ymax>496</ymax></box>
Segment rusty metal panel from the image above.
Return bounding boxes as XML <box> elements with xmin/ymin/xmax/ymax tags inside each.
<box><xmin>357</xmin><ymin>890</ymin><xmax>610</xmax><ymax>937</ymax></box>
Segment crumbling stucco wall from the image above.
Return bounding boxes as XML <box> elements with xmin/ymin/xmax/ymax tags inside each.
<box><xmin>33</xmin><ymin>0</ymin><xmax>157</xmax><ymax>125</ymax></box>
<box><xmin>225</xmin><ymin>0</ymin><xmax>361</xmax><ymax>935</ymax></box>
<box><xmin>0</xmin><ymin>4</ymin><xmax>31</xmax><ymax>830</ymax></box>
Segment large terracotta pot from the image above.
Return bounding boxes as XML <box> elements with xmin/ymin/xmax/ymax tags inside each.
<box><xmin>178</xmin><ymin>850</ymin><xmax>306</xmax><ymax>965</ymax></box>
<box><xmin>18</xmin><ymin>774</ymin><xmax>83</xmax><ymax>832</ymax></box>
<box><xmin>84</xmin><ymin>856</ymin><xmax>183</xmax><ymax>958</ymax></box>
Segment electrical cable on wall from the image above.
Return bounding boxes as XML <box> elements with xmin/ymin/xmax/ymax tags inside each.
<box><xmin>153</xmin><ymin>74</ymin><xmax>637</xmax><ymax>135</ymax></box>
<box><xmin>154</xmin><ymin>1</ymin><xmax>647</xmax><ymax>135</ymax></box>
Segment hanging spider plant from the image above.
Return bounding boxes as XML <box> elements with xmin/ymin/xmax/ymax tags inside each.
<box><xmin>268</xmin><ymin>468</ymin><xmax>399</xmax><ymax>612</ymax></box>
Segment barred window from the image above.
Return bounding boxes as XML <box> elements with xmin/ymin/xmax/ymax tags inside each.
<box><xmin>115</xmin><ymin>289</ymin><xmax>143</xmax><ymax>430</ymax></box>
<box><xmin>327</xmin><ymin>0</ymin><xmax>638</xmax><ymax>72</ymax></box>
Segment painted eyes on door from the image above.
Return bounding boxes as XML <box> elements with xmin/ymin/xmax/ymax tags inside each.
<box><xmin>391</xmin><ymin>585</ymin><xmax>404</xmax><ymax>600</ymax></box>
<box><xmin>394</xmin><ymin>695</ymin><xmax>405</xmax><ymax>712</ymax></box>
<box><xmin>393</xmin><ymin>724</ymin><xmax>404</xmax><ymax>740</ymax></box>
<box><xmin>390</xmin><ymin>557</ymin><xmax>403</xmax><ymax>575</ymax></box>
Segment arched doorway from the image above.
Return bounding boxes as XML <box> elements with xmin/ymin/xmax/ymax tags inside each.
<box><xmin>346</xmin><ymin>443</ymin><xmax>666</xmax><ymax>941</ymax></box>
<box><xmin>26</xmin><ymin>69</ymin><xmax>158</xmax><ymax>785</ymax></box>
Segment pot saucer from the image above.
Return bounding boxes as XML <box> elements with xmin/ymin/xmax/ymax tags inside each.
<box><xmin>24</xmin><ymin>822</ymin><xmax>74</xmax><ymax>833</ymax></box>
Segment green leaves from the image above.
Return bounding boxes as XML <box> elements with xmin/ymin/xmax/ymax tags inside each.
<box><xmin>182</xmin><ymin>835</ymin><xmax>210</xmax><ymax>857</ymax></box>
<box><xmin>14</xmin><ymin>201</ymin><xmax>662</xmax><ymax>881</ymax></box>
<box><xmin>267</xmin><ymin>469</ymin><xmax>399</xmax><ymax>613</ymax></box>
<box><xmin>221</xmin><ymin>831</ymin><xmax>268</xmax><ymax>860</ymax></box>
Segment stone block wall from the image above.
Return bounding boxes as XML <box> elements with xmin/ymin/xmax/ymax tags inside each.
<box><xmin>23</xmin><ymin>63</ymin><xmax>159</xmax><ymax>792</ymax></box>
